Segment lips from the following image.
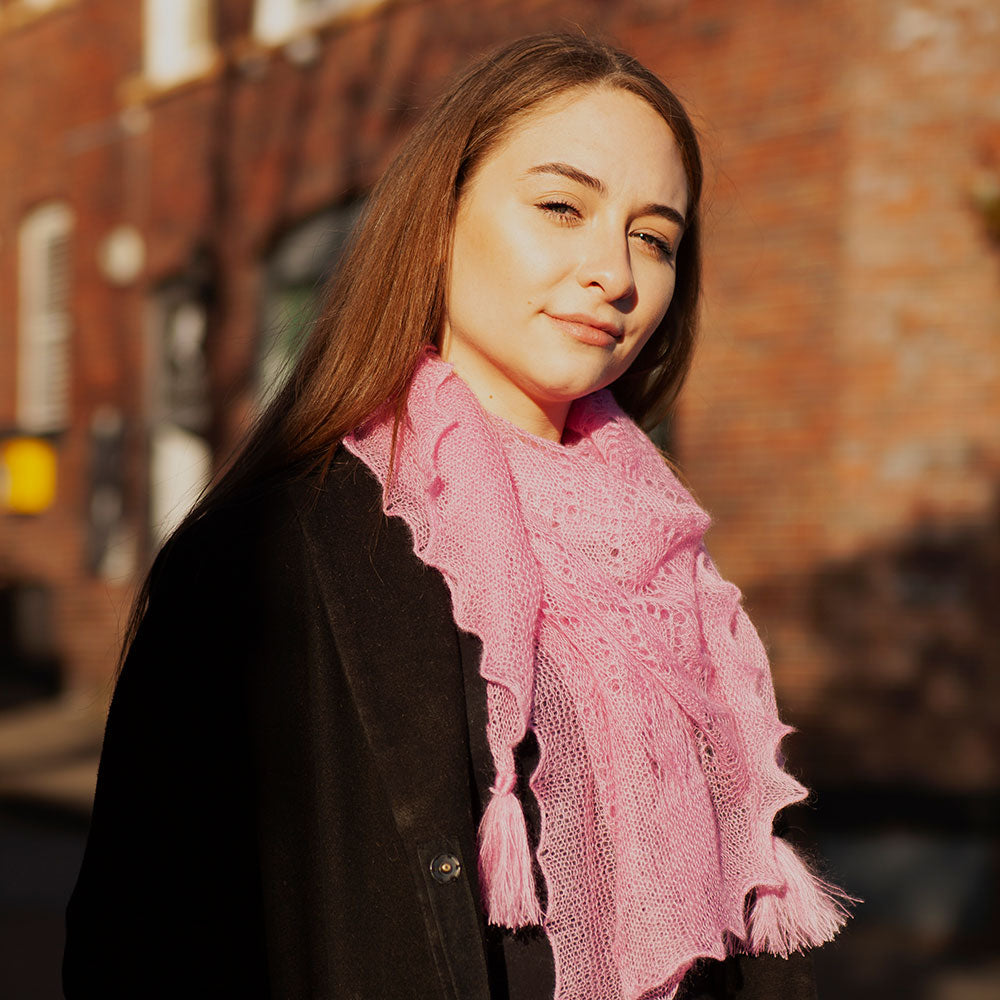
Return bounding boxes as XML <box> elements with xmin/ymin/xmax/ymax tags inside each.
<box><xmin>547</xmin><ymin>313</ymin><xmax>624</xmax><ymax>347</ymax></box>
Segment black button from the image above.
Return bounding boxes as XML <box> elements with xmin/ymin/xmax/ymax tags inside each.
<box><xmin>429</xmin><ymin>852</ymin><xmax>462</xmax><ymax>884</ymax></box>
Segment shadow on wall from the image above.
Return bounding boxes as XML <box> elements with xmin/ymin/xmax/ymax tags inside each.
<box><xmin>748</xmin><ymin>486</ymin><xmax>1000</xmax><ymax>1000</ymax></box>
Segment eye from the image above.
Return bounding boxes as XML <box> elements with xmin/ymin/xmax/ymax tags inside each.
<box><xmin>537</xmin><ymin>199</ymin><xmax>582</xmax><ymax>224</ymax></box>
<box><xmin>632</xmin><ymin>230</ymin><xmax>676</xmax><ymax>262</ymax></box>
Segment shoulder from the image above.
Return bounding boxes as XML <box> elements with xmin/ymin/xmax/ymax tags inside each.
<box><xmin>142</xmin><ymin>445</ymin><xmax>447</xmax><ymax>647</ymax></box>
<box><xmin>148</xmin><ymin>447</ymin><xmax>385</xmax><ymax>597</ymax></box>
<box><xmin>119</xmin><ymin>449</ymin><xmax>395</xmax><ymax>715</ymax></box>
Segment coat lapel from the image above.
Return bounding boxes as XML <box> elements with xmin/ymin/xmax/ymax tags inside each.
<box><xmin>301</xmin><ymin>454</ymin><xmax>478</xmax><ymax>838</ymax></box>
<box><xmin>293</xmin><ymin>452</ymin><xmax>490</xmax><ymax>997</ymax></box>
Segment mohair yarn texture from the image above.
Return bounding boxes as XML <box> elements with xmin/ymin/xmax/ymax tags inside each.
<box><xmin>345</xmin><ymin>353</ymin><xmax>849</xmax><ymax>1000</ymax></box>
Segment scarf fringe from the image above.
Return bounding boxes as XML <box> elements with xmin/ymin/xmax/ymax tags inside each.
<box><xmin>746</xmin><ymin>837</ymin><xmax>856</xmax><ymax>956</ymax></box>
<box><xmin>477</xmin><ymin>783</ymin><xmax>543</xmax><ymax>928</ymax></box>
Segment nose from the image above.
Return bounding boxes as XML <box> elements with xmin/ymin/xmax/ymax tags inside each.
<box><xmin>576</xmin><ymin>232</ymin><xmax>636</xmax><ymax>305</ymax></box>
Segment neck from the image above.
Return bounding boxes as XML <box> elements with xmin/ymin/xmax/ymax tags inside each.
<box><xmin>435</xmin><ymin>344</ymin><xmax>569</xmax><ymax>443</ymax></box>
<box><xmin>478</xmin><ymin>390</ymin><xmax>568</xmax><ymax>442</ymax></box>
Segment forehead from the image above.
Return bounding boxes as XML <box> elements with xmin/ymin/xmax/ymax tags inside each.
<box><xmin>475</xmin><ymin>85</ymin><xmax>689</xmax><ymax>213</ymax></box>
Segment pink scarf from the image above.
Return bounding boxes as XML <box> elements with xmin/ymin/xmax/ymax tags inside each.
<box><xmin>345</xmin><ymin>353</ymin><xmax>849</xmax><ymax>1000</ymax></box>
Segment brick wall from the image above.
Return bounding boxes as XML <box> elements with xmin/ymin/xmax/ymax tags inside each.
<box><xmin>1</xmin><ymin>0</ymin><xmax>998</xmax><ymax>793</ymax></box>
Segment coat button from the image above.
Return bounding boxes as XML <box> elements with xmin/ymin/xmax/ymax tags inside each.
<box><xmin>429</xmin><ymin>852</ymin><xmax>462</xmax><ymax>883</ymax></box>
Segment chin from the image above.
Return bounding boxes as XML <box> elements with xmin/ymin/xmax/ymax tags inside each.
<box><xmin>530</xmin><ymin>374</ymin><xmax>615</xmax><ymax>406</ymax></box>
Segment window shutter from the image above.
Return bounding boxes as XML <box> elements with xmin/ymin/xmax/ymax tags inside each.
<box><xmin>17</xmin><ymin>203</ymin><xmax>74</xmax><ymax>434</ymax></box>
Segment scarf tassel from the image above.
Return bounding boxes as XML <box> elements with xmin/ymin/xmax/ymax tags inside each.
<box><xmin>477</xmin><ymin>778</ymin><xmax>543</xmax><ymax>929</ymax></box>
<box><xmin>747</xmin><ymin>837</ymin><xmax>855</xmax><ymax>956</ymax></box>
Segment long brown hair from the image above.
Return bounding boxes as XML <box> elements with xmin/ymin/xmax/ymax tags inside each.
<box><xmin>122</xmin><ymin>33</ymin><xmax>704</xmax><ymax>661</ymax></box>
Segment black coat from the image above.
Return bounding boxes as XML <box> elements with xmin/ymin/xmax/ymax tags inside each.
<box><xmin>64</xmin><ymin>450</ymin><xmax>817</xmax><ymax>999</ymax></box>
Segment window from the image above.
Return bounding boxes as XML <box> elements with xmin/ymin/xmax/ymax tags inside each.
<box><xmin>252</xmin><ymin>0</ymin><xmax>376</xmax><ymax>45</ymax></box>
<box><xmin>149</xmin><ymin>423</ymin><xmax>211</xmax><ymax>547</ymax></box>
<box><xmin>257</xmin><ymin>202</ymin><xmax>362</xmax><ymax>405</ymax></box>
<box><xmin>143</xmin><ymin>0</ymin><xmax>215</xmax><ymax>88</ymax></box>
<box><xmin>148</xmin><ymin>283</ymin><xmax>212</xmax><ymax>546</ymax></box>
<box><xmin>17</xmin><ymin>202</ymin><xmax>73</xmax><ymax>434</ymax></box>
<box><xmin>87</xmin><ymin>407</ymin><xmax>133</xmax><ymax>579</ymax></box>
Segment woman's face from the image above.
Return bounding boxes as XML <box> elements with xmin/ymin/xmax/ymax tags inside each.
<box><xmin>439</xmin><ymin>85</ymin><xmax>690</xmax><ymax>440</ymax></box>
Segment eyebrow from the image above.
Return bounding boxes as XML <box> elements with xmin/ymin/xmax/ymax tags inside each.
<box><xmin>524</xmin><ymin>161</ymin><xmax>687</xmax><ymax>229</ymax></box>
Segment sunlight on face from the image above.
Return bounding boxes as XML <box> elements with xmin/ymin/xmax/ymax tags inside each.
<box><xmin>439</xmin><ymin>85</ymin><xmax>689</xmax><ymax>441</ymax></box>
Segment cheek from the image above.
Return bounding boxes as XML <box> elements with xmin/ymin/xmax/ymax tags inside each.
<box><xmin>447</xmin><ymin>231</ymin><xmax>502</xmax><ymax>337</ymax></box>
<box><xmin>616</xmin><ymin>327</ymin><xmax>657</xmax><ymax>378</ymax></box>
<box><xmin>637</xmin><ymin>267</ymin><xmax>678</xmax><ymax>332</ymax></box>
<box><xmin>465</xmin><ymin>206</ymin><xmax>563</xmax><ymax>303</ymax></box>
<box><xmin>614</xmin><ymin>273</ymin><xmax>676</xmax><ymax>371</ymax></box>
<box><xmin>450</xmin><ymin>222</ymin><xmax>509</xmax><ymax>314</ymax></box>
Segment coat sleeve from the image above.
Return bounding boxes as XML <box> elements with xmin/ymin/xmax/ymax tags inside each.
<box><xmin>62</xmin><ymin>502</ymin><xmax>275</xmax><ymax>996</ymax></box>
<box><xmin>62</xmin><ymin>487</ymin><xmax>454</xmax><ymax>999</ymax></box>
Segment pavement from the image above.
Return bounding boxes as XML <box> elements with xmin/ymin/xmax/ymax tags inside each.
<box><xmin>0</xmin><ymin>692</ymin><xmax>105</xmax><ymax>998</ymax></box>
<box><xmin>0</xmin><ymin>692</ymin><xmax>106</xmax><ymax>815</ymax></box>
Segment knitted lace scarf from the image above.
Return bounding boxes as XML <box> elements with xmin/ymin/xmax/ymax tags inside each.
<box><xmin>345</xmin><ymin>353</ymin><xmax>849</xmax><ymax>1000</ymax></box>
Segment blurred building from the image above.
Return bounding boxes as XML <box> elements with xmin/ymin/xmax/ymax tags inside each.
<box><xmin>1</xmin><ymin>0</ymin><xmax>999</xmax><ymax>993</ymax></box>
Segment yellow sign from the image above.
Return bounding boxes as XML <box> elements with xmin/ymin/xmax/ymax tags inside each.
<box><xmin>2</xmin><ymin>437</ymin><xmax>57</xmax><ymax>514</ymax></box>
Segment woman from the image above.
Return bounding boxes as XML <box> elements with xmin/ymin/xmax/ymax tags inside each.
<box><xmin>64</xmin><ymin>33</ymin><xmax>849</xmax><ymax>1000</ymax></box>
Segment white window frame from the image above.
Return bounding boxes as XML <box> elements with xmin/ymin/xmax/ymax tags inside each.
<box><xmin>147</xmin><ymin>282</ymin><xmax>213</xmax><ymax>548</ymax></box>
<box><xmin>143</xmin><ymin>0</ymin><xmax>216</xmax><ymax>89</ymax></box>
<box><xmin>252</xmin><ymin>0</ymin><xmax>376</xmax><ymax>45</ymax></box>
<box><xmin>17</xmin><ymin>202</ymin><xmax>74</xmax><ymax>434</ymax></box>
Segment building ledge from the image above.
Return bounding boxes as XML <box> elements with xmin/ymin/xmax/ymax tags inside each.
<box><xmin>0</xmin><ymin>0</ymin><xmax>77</xmax><ymax>35</ymax></box>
